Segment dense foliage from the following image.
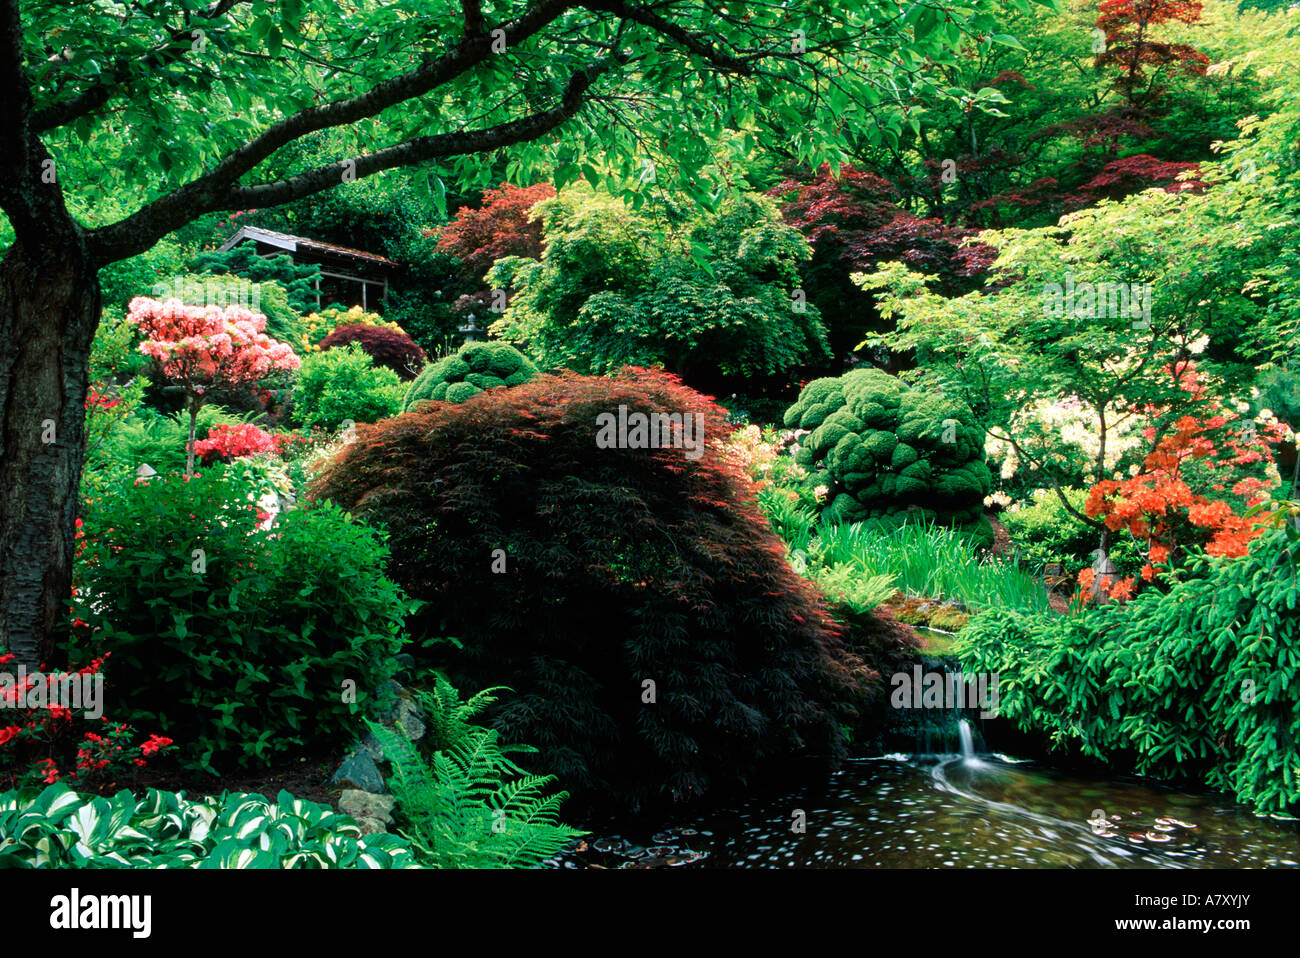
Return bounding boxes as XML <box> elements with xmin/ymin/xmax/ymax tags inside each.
<box><xmin>489</xmin><ymin>188</ymin><xmax>829</xmax><ymax>387</ymax></box>
<box><xmin>402</xmin><ymin>341</ymin><xmax>537</xmax><ymax>409</ymax></box>
<box><xmin>71</xmin><ymin>468</ymin><xmax>408</xmax><ymax>773</ymax></box>
<box><xmin>312</xmin><ymin>367</ymin><xmax>877</xmax><ymax>811</ymax></box>
<box><xmin>191</xmin><ymin>246</ymin><xmax>324</xmax><ymax>315</ymax></box>
<box><xmin>784</xmin><ymin>368</ymin><xmax>993</xmax><ymax>537</ymax></box>
<box><xmin>319</xmin><ymin>323</ymin><xmax>427</xmax><ymax>380</ymax></box>
<box><xmin>956</xmin><ymin>515</ymin><xmax>1300</xmax><ymax>815</ymax></box>
<box><xmin>0</xmin><ymin>784</ymin><xmax>417</xmax><ymax>869</ymax></box>
<box><xmin>293</xmin><ymin>344</ymin><xmax>406</xmax><ymax>430</ymax></box>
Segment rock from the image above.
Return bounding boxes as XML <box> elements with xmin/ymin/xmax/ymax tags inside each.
<box><xmin>359</xmin><ymin>730</ymin><xmax>387</xmax><ymax>762</ymax></box>
<box><xmin>331</xmin><ymin>748</ymin><xmax>386</xmax><ymax>794</ymax></box>
<box><xmin>394</xmin><ymin>653</ymin><xmax>415</xmax><ymax>671</ymax></box>
<box><xmin>395</xmin><ymin>696</ymin><xmax>426</xmax><ymax>742</ymax></box>
<box><xmin>372</xmin><ymin>680</ymin><xmax>405</xmax><ymax>723</ymax></box>
<box><xmin>353</xmin><ymin>816</ymin><xmax>389</xmax><ymax>837</ymax></box>
<box><xmin>339</xmin><ymin>788</ymin><xmax>396</xmax><ymax>824</ymax></box>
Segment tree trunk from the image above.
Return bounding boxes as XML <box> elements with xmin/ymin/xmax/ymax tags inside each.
<box><xmin>185</xmin><ymin>399</ymin><xmax>199</xmax><ymax>479</ymax></box>
<box><xmin>0</xmin><ymin>244</ymin><xmax>100</xmax><ymax>670</ymax></box>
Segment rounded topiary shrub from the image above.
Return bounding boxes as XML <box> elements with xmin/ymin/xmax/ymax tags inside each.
<box><xmin>312</xmin><ymin>367</ymin><xmax>875</xmax><ymax>812</ymax></box>
<box><xmin>319</xmin><ymin>323</ymin><xmax>427</xmax><ymax>379</ymax></box>
<box><xmin>784</xmin><ymin>368</ymin><xmax>992</xmax><ymax>532</ymax></box>
<box><xmin>401</xmin><ymin>341</ymin><xmax>536</xmax><ymax>411</ymax></box>
<box><xmin>72</xmin><ymin>466</ymin><xmax>408</xmax><ymax>773</ymax></box>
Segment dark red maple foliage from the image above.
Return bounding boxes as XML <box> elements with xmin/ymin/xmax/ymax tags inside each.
<box><xmin>1095</xmin><ymin>0</ymin><xmax>1211</xmax><ymax>107</ymax></box>
<box><xmin>310</xmin><ymin>367</ymin><xmax>887</xmax><ymax>811</ymax></box>
<box><xmin>430</xmin><ymin>182</ymin><xmax>556</xmax><ymax>283</ymax></box>
<box><xmin>318</xmin><ymin>323</ymin><xmax>427</xmax><ymax>379</ymax></box>
<box><xmin>771</xmin><ymin>163</ymin><xmax>994</xmax><ymax>293</ymax></box>
<box><xmin>1078</xmin><ymin>153</ymin><xmax>1204</xmax><ymax>201</ymax></box>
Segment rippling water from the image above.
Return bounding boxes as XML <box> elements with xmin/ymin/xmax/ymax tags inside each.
<box><xmin>551</xmin><ymin>756</ymin><xmax>1300</xmax><ymax>869</ymax></box>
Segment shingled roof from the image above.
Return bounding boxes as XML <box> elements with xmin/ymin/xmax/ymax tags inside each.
<box><xmin>217</xmin><ymin>225</ymin><xmax>401</xmax><ymax>269</ymax></box>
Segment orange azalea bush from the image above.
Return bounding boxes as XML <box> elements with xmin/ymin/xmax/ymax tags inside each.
<box><xmin>1080</xmin><ymin>390</ymin><xmax>1289</xmax><ymax>602</ymax></box>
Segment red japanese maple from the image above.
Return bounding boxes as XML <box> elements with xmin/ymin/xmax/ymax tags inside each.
<box><xmin>1095</xmin><ymin>0</ymin><xmax>1211</xmax><ymax>107</ymax></box>
<box><xmin>432</xmin><ymin>182</ymin><xmax>557</xmax><ymax>283</ymax></box>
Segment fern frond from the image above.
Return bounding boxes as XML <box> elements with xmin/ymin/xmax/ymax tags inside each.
<box><xmin>371</xmin><ymin>682</ymin><xmax>584</xmax><ymax>868</ymax></box>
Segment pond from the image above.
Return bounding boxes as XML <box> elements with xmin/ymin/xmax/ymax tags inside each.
<box><xmin>552</xmin><ymin>732</ymin><xmax>1300</xmax><ymax>870</ymax></box>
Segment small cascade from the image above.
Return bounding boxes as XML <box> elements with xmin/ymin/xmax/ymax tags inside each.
<box><xmin>958</xmin><ymin>718</ymin><xmax>976</xmax><ymax>762</ymax></box>
<box><xmin>956</xmin><ymin>717</ymin><xmax>987</xmax><ymax>768</ymax></box>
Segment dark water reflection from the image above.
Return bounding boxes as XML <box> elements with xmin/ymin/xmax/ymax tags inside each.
<box><xmin>551</xmin><ymin>756</ymin><xmax>1300</xmax><ymax>869</ymax></box>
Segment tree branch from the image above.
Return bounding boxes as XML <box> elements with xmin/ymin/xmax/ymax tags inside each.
<box><xmin>227</xmin><ymin>60</ymin><xmax>616</xmax><ymax>209</ymax></box>
<box><xmin>581</xmin><ymin>0</ymin><xmax>752</xmax><ymax>75</ymax></box>
<box><xmin>87</xmin><ymin>54</ymin><xmax>616</xmax><ymax>262</ymax></box>
<box><xmin>30</xmin><ymin>0</ymin><xmax>250</xmax><ymax>133</ymax></box>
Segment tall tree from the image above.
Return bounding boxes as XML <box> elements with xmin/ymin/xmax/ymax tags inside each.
<box><xmin>0</xmin><ymin>0</ymin><xmax>1017</xmax><ymax>667</ymax></box>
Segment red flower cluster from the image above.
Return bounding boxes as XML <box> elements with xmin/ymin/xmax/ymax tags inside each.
<box><xmin>0</xmin><ymin>652</ymin><xmax>177</xmax><ymax>789</ymax></box>
<box><xmin>84</xmin><ymin>387</ymin><xmax>120</xmax><ymax>410</ymax></box>
<box><xmin>1081</xmin><ymin>373</ymin><xmax>1287</xmax><ymax>600</ymax></box>
<box><xmin>193</xmin><ymin>422</ymin><xmax>277</xmax><ymax>464</ymax></box>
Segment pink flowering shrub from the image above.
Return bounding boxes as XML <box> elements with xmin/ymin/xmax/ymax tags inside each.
<box><xmin>127</xmin><ymin>297</ymin><xmax>300</xmax><ymax>475</ymax></box>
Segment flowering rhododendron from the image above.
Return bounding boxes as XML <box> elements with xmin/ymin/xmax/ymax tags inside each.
<box><xmin>127</xmin><ymin>296</ymin><xmax>300</xmax><ymax>476</ymax></box>
<box><xmin>194</xmin><ymin>423</ymin><xmax>277</xmax><ymax>464</ymax></box>
<box><xmin>1077</xmin><ymin>372</ymin><xmax>1289</xmax><ymax>601</ymax></box>
<box><xmin>0</xmin><ymin>651</ymin><xmax>177</xmax><ymax>790</ymax></box>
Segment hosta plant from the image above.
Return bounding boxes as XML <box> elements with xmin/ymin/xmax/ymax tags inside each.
<box><xmin>0</xmin><ymin>784</ymin><xmax>418</xmax><ymax>868</ymax></box>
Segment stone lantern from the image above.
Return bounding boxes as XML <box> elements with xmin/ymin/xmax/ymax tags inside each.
<box><xmin>458</xmin><ymin>314</ymin><xmax>482</xmax><ymax>345</ymax></box>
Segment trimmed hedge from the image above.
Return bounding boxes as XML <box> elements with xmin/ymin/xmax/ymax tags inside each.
<box><xmin>402</xmin><ymin>341</ymin><xmax>536</xmax><ymax>410</ymax></box>
<box><xmin>784</xmin><ymin>368</ymin><xmax>992</xmax><ymax>532</ymax></box>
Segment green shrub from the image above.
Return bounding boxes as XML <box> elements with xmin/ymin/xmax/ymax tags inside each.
<box><xmin>191</xmin><ymin>246</ymin><xmax>323</xmax><ymax>315</ymax></box>
<box><xmin>1001</xmin><ymin>487</ymin><xmax>1145</xmax><ymax>578</ymax></box>
<box><xmin>367</xmin><ymin>675</ymin><xmax>583</xmax><ymax>868</ymax></box>
<box><xmin>402</xmin><ymin>341</ymin><xmax>537</xmax><ymax>410</ymax></box>
<box><xmin>72</xmin><ymin>466</ymin><xmax>409</xmax><ymax>773</ymax></box>
<box><xmin>784</xmin><ymin>368</ymin><xmax>992</xmax><ymax>533</ymax></box>
<box><xmin>0</xmin><ymin>784</ymin><xmax>417</xmax><ymax>868</ymax></box>
<box><xmin>293</xmin><ymin>343</ymin><xmax>405</xmax><ymax>430</ymax></box>
<box><xmin>955</xmin><ymin>519</ymin><xmax>1300</xmax><ymax>815</ymax></box>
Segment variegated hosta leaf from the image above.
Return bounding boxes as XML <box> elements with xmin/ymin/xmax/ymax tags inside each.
<box><xmin>0</xmin><ymin>784</ymin><xmax>419</xmax><ymax>869</ymax></box>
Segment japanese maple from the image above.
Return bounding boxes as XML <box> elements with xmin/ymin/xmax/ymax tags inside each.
<box><xmin>432</xmin><ymin>182</ymin><xmax>557</xmax><ymax>284</ymax></box>
<box><xmin>1095</xmin><ymin>0</ymin><xmax>1211</xmax><ymax>108</ymax></box>
<box><xmin>127</xmin><ymin>297</ymin><xmax>300</xmax><ymax>477</ymax></box>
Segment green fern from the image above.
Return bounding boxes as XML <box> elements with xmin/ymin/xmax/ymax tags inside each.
<box><xmin>366</xmin><ymin>674</ymin><xmax>584</xmax><ymax>868</ymax></box>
